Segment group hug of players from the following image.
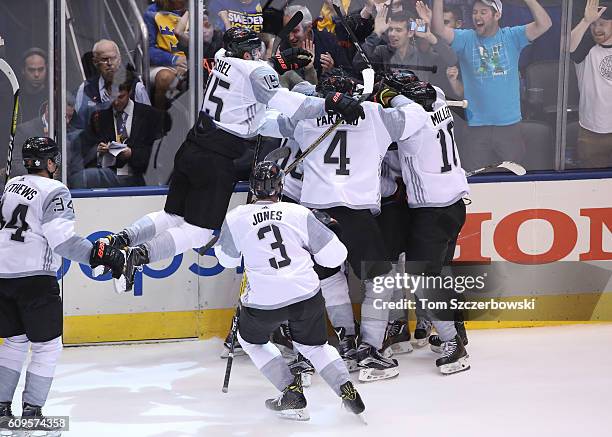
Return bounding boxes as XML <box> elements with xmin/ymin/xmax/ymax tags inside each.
<box><xmin>0</xmin><ymin>25</ymin><xmax>471</xmax><ymax>424</ymax></box>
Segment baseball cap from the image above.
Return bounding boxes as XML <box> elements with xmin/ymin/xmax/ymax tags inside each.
<box><xmin>480</xmin><ymin>0</ymin><xmax>503</xmax><ymax>15</ymax></box>
<box><xmin>600</xmin><ymin>3</ymin><xmax>612</xmax><ymax>20</ymax></box>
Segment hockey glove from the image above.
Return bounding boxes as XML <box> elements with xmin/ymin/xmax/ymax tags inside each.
<box><xmin>90</xmin><ymin>240</ymin><xmax>125</xmax><ymax>280</ymax></box>
<box><xmin>270</xmin><ymin>48</ymin><xmax>313</xmax><ymax>74</ymax></box>
<box><xmin>312</xmin><ymin>209</ymin><xmax>342</xmax><ymax>238</ymax></box>
<box><xmin>371</xmin><ymin>84</ymin><xmax>399</xmax><ymax>108</ymax></box>
<box><xmin>324</xmin><ymin>92</ymin><xmax>365</xmax><ymax>124</ymax></box>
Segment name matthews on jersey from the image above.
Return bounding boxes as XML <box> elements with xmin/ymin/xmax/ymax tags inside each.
<box><xmin>252</xmin><ymin>209</ymin><xmax>283</xmax><ymax>226</ymax></box>
<box><xmin>4</xmin><ymin>183</ymin><xmax>38</xmax><ymax>201</ymax></box>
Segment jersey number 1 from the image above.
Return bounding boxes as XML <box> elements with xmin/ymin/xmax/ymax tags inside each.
<box><xmin>257</xmin><ymin>224</ymin><xmax>291</xmax><ymax>269</ymax></box>
<box><xmin>437</xmin><ymin>121</ymin><xmax>458</xmax><ymax>173</ymax></box>
<box><xmin>0</xmin><ymin>203</ymin><xmax>29</xmax><ymax>242</ymax></box>
<box><xmin>203</xmin><ymin>76</ymin><xmax>230</xmax><ymax>121</ymax></box>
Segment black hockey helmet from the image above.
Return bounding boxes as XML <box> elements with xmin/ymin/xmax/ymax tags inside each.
<box><xmin>250</xmin><ymin>161</ymin><xmax>284</xmax><ymax>199</ymax></box>
<box><xmin>22</xmin><ymin>136</ymin><xmax>61</xmax><ymax>171</ymax></box>
<box><xmin>316</xmin><ymin>68</ymin><xmax>358</xmax><ymax>97</ymax></box>
<box><xmin>223</xmin><ymin>26</ymin><xmax>263</xmax><ymax>59</ymax></box>
<box><xmin>401</xmin><ymin>80</ymin><xmax>437</xmax><ymax>112</ymax></box>
<box><xmin>381</xmin><ymin>70</ymin><xmax>436</xmax><ymax>111</ymax></box>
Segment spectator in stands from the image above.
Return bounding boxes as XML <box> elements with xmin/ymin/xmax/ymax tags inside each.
<box><xmin>444</xmin><ymin>4</ymin><xmax>464</xmax><ymax>28</ymax></box>
<box><xmin>72</xmin><ymin>39</ymin><xmax>151</xmax><ymax>131</ymax></box>
<box><xmin>71</xmin><ymin>74</ymin><xmax>163</xmax><ymax>188</ymax></box>
<box><xmin>354</xmin><ymin>8</ymin><xmax>457</xmax><ymax>85</ymax></box>
<box><xmin>175</xmin><ymin>11</ymin><xmax>223</xmax><ymax>83</ymax></box>
<box><xmin>214</xmin><ymin>0</ymin><xmax>264</xmax><ymax>32</ymax></box>
<box><xmin>283</xmin><ymin>5</ymin><xmax>353</xmax><ymax>77</ymax></box>
<box><xmin>144</xmin><ymin>0</ymin><xmax>188</xmax><ymax>110</ymax></box>
<box><xmin>19</xmin><ymin>48</ymin><xmax>48</xmax><ymax>123</ymax></box>
<box><xmin>7</xmin><ymin>95</ymin><xmax>76</xmax><ymax>179</ymax></box>
<box><xmin>432</xmin><ymin>0</ymin><xmax>552</xmax><ymax>169</ymax></box>
<box><xmin>314</xmin><ymin>0</ymin><xmax>366</xmax><ymax>34</ymax></box>
<box><xmin>570</xmin><ymin>0</ymin><xmax>612</xmax><ymax>168</ymax></box>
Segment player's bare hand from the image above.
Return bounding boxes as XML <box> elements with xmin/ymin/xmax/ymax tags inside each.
<box><xmin>97</xmin><ymin>142</ymin><xmax>109</xmax><ymax>154</ymax></box>
<box><xmin>320</xmin><ymin>52</ymin><xmax>335</xmax><ymax>73</ymax></box>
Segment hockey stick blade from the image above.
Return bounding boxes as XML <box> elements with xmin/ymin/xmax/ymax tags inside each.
<box><xmin>466</xmin><ymin>161</ymin><xmax>526</xmax><ymax>177</ymax></box>
<box><xmin>263</xmin><ymin>146</ymin><xmax>291</xmax><ymax>163</ymax></box>
<box><xmin>197</xmin><ymin>234</ymin><xmax>219</xmax><ymax>256</ymax></box>
<box><xmin>271</xmin><ymin>11</ymin><xmax>303</xmax><ymax>54</ymax></box>
<box><xmin>447</xmin><ymin>99</ymin><xmax>468</xmax><ymax>108</ymax></box>
<box><xmin>362</xmin><ymin>68</ymin><xmax>375</xmax><ymax>95</ymax></box>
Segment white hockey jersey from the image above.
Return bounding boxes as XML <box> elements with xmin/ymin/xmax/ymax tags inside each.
<box><xmin>278</xmin><ymin>138</ymin><xmax>303</xmax><ymax>203</ymax></box>
<box><xmin>394</xmin><ymin>90</ymin><xmax>470</xmax><ymax>208</ymax></box>
<box><xmin>0</xmin><ymin>175</ymin><xmax>85</xmax><ymax>278</ymax></box>
<box><xmin>200</xmin><ymin>49</ymin><xmax>320</xmax><ymax>138</ymax></box>
<box><xmin>214</xmin><ymin>201</ymin><xmax>347</xmax><ymax>310</ymax></box>
<box><xmin>290</xmin><ymin>101</ymin><xmax>427</xmax><ymax>214</ymax></box>
<box><xmin>380</xmin><ymin>148</ymin><xmax>402</xmax><ymax>199</ymax></box>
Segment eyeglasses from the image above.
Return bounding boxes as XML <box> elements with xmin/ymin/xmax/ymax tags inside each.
<box><xmin>96</xmin><ymin>56</ymin><xmax>118</xmax><ymax>65</ymax></box>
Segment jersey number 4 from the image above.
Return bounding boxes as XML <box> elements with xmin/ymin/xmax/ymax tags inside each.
<box><xmin>324</xmin><ymin>130</ymin><xmax>350</xmax><ymax>175</ymax></box>
<box><xmin>0</xmin><ymin>203</ymin><xmax>29</xmax><ymax>242</ymax></box>
<box><xmin>203</xmin><ymin>76</ymin><xmax>230</xmax><ymax>121</ymax></box>
<box><xmin>257</xmin><ymin>224</ymin><xmax>291</xmax><ymax>269</ymax></box>
<box><xmin>437</xmin><ymin>121</ymin><xmax>458</xmax><ymax>173</ymax></box>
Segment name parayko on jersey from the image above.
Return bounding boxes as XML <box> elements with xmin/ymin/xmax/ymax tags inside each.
<box><xmin>316</xmin><ymin>113</ymin><xmax>362</xmax><ymax>127</ymax></box>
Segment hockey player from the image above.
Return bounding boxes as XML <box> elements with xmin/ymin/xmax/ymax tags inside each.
<box><xmin>214</xmin><ymin>161</ymin><xmax>365</xmax><ymax>421</ymax></box>
<box><xmin>261</xmin><ymin>71</ymin><xmax>429</xmax><ymax>381</ymax></box>
<box><xmin>99</xmin><ymin>27</ymin><xmax>365</xmax><ymax>293</ymax></box>
<box><xmin>0</xmin><ymin>137</ymin><xmax>123</xmax><ymax>424</ymax></box>
<box><xmin>382</xmin><ymin>71</ymin><xmax>471</xmax><ymax>374</ymax></box>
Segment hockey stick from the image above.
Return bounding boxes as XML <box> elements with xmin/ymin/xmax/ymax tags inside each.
<box><xmin>1</xmin><ymin>59</ymin><xmax>20</xmax><ymax>185</ymax></box>
<box><xmin>271</xmin><ymin>10</ymin><xmax>303</xmax><ymax>55</ymax></box>
<box><xmin>465</xmin><ymin>161</ymin><xmax>526</xmax><ymax>177</ymax></box>
<box><xmin>222</xmin><ymin>304</ymin><xmax>241</xmax><ymax>393</ymax></box>
<box><xmin>284</xmin><ymin>68</ymin><xmax>375</xmax><ymax>174</ymax></box>
<box><xmin>263</xmin><ymin>145</ymin><xmax>291</xmax><ymax>163</ymax></box>
<box><xmin>332</xmin><ymin>0</ymin><xmax>373</xmax><ymax>70</ymax></box>
<box><xmin>447</xmin><ymin>100</ymin><xmax>468</xmax><ymax>108</ymax></box>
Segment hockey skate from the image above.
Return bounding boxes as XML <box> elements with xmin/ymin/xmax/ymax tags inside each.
<box><xmin>435</xmin><ymin>335</ymin><xmax>470</xmax><ymax>375</ymax></box>
<box><xmin>265</xmin><ymin>374</ymin><xmax>309</xmax><ymax>421</ymax></box>
<box><xmin>381</xmin><ymin>319</ymin><xmax>413</xmax><ymax>358</ymax></box>
<box><xmin>334</xmin><ymin>327</ymin><xmax>359</xmax><ymax>372</ymax></box>
<box><xmin>340</xmin><ymin>381</ymin><xmax>366</xmax><ymax>423</ymax></box>
<box><xmin>430</xmin><ymin>321</ymin><xmax>468</xmax><ymax>354</ymax></box>
<box><xmin>0</xmin><ymin>402</ymin><xmax>13</xmax><ymax>435</ymax></box>
<box><xmin>113</xmin><ymin>245</ymin><xmax>149</xmax><ymax>293</ymax></box>
<box><xmin>91</xmin><ymin>231</ymin><xmax>131</xmax><ymax>278</ymax></box>
<box><xmin>356</xmin><ymin>343</ymin><xmax>399</xmax><ymax>382</ymax></box>
<box><xmin>220</xmin><ymin>329</ymin><xmax>245</xmax><ymax>359</ymax></box>
<box><xmin>288</xmin><ymin>353</ymin><xmax>315</xmax><ymax>387</ymax></box>
<box><xmin>20</xmin><ymin>403</ymin><xmax>63</xmax><ymax>436</ymax></box>
<box><xmin>271</xmin><ymin>324</ymin><xmax>294</xmax><ymax>358</ymax></box>
<box><xmin>413</xmin><ymin>319</ymin><xmax>432</xmax><ymax>347</ymax></box>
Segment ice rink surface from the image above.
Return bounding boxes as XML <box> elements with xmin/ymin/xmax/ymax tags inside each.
<box><xmin>14</xmin><ymin>324</ymin><xmax>611</xmax><ymax>437</ymax></box>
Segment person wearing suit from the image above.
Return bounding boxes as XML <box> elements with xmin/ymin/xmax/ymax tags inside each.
<box><xmin>70</xmin><ymin>75</ymin><xmax>163</xmax><ymax>188</ymax></box>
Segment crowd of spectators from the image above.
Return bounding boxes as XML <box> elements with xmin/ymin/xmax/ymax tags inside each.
<box><xmin>1</xmin><ymin>0</ymin><xmax>610</xmax><ymax>191</ymax></box>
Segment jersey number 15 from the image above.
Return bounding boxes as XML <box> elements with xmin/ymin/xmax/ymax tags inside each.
<box><xmin>203</xmin><ymin>76</ymin><xmax>230</xmax><ymax>121</ymax></box>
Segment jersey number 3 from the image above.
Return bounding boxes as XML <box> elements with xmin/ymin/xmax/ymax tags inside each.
<box><xmin>203</xmin><ymin>76</ymin><xmax>230</xmax><ymax>121</ymax></box>
<box><xmin>0</xmin><ymin>203</ymin><xmax>29</xmax><ymax>242</ymax></box>
<box><xmin>257</xmin><ymin>224</ymin><xmax>291</xmax><ymax>269</ymax></box>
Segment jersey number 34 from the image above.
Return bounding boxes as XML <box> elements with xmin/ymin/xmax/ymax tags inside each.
<box><xmin>0</xmin><ymin>203</ymin><xmax>29</xmax><ymax>242</ymax></box>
